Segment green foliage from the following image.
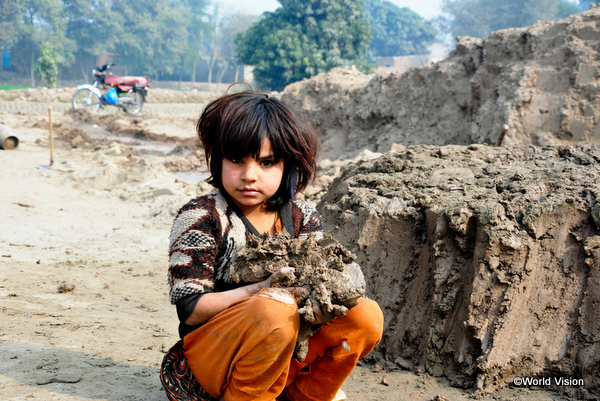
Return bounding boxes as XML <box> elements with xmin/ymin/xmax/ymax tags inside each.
<box><xmin>90</xmin><ymin>0</ymin><xmax>191</xmax><ymax>77</ymax></box>
<box><xmin>0</xmin><ymin>85</ymin><xmax>34</xmax><ymax>90</ymax></box>
<box><xmin>440</xmin><ymin>0</ymin><xmax>580</xmax><ymax>39</ymax></box>
<box><xmin>236</xmin><ymin>0</ymin><xmax>372</xmax><ymax>91</ymax></box>
<box><xmin>6</xmin><ymin>0</ymin><xmax>210</xmax><ymax>81</ymax></box>
<box><xmin>62</xmin><ymin>0</ymin><xmax>120</xmax><ymax>58</ymax></box>
<box><xmin>34</xmin><ymin>43</ymin><xmax>62</xmax><ymax>87</ymax></box>
<box><xmin>216</xmin><ymin>13</ymin><xmax>260</xmax><ymax>82</ymax></box>
<box><xmin>365</xmin><ymin>0</ymin><xmax>436</xmax><ymax>57</ymax></box>
<box><xmin>8</xmin><ymin>0</ymin><xmax>75</xmax><ymax>85</ymax></box>
<box><xmin>0</xmin><ymin>0</ymin><xmax>26</xmax><ymax>49</ymax></box>
<box><xmin>181</xmin><ymin>0</ymin><xmax>211</xmax><ymax>80</ymax></box>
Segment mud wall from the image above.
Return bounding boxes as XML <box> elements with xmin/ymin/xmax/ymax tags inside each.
<box><xmin>283</xmin><ymin>9</ymin><xmax>600</xmax><ymax>160</ymax></box>
<box><xmin>317</xmin><ymin>144</ymin><xmax>600</xmax><ymax>396</ymax></box>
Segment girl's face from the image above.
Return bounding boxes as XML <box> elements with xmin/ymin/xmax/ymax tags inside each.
<box><xmin>221</xmin><ymin>138</ymin><xmax>285</xmax><ymax>214</ymax></box>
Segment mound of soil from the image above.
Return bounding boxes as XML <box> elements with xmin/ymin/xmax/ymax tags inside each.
<box><xmin>318</xmin><ymin>143</ymin><xmax>600</xmax><ymax>398</ymax></box>
<box><xmin>283</xmin><ymin>8</ymin><xmax>600</xmax><ymax>160</ymax></box>
<box><xmin>66</xmin><ymin>108</ymin><xmax>118</xmax><ymax>125</ymax></box>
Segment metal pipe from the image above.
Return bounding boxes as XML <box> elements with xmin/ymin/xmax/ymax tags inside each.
<box><xmin>0</xmin><ymin>124</ymin><xmax>19</xmax><ymax>150</ymax></box>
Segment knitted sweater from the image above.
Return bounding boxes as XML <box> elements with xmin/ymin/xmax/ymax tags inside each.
<box><xmin>168</xmin><ymin>189</ymin><xmax>323</xmax><ymax>306</ymax></box>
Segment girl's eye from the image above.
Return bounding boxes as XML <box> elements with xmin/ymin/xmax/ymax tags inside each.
<box><xmin>260</xmin><ymin>159</ymin><xmax>274</xmax><ymax>167</ymax></box>
<box><xmin>229</xmin><ymin>158</ymin><xmax>243</xmax><ymax>164</ymax></box>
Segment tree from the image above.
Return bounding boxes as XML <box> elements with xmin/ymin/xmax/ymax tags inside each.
<box><xmin>2</xmin><ymin>0</ymin><xmax>214</xmax><ymax>84</ymax></box>
<box><xmin>9</xmin><ymin>0</ymin><xmax>75</xmax><ymax>85</ymax></box>
<box><xmin>365</xmin><ymin>0</ymin><xmax>436</xmax><ymax>57</ymax></box>
<box><xmin>0</xmin><ymin>0</ymin><xmax>25</xmax><ymax>51</ymax></box>
<box><xmin>236</xmin><ymin>0</ymin><xmax>372</xmax><ymax>91</ymax></box>
<box><xmin>102</xmin><ymin>0</ymin><xmax>190</xmax><ymax>79</ymax></box>
<box><xmin>34</xmin><ymin>43</ymin><xmax>62</xmax><ymax>87</ymax></box>
<box><xmin>440</xmin><ymin>0</ymin><xmax>580</xmax><ymax>39</ymax></box>
<box><xmin>62</xmin><ymin>0</ymin><xmax>123</xmax><ymax>78</ymax></box>
<box><xmin>61</xmin><ymin>0</ymin><xmax>210</xmax><ymax>82</ymax></box>
<box><xmin>181</xmin><ymin>0</ymin><xmax>210</xmax><ymax>83</ymax></box>
<box><xmin>197</xmin><ymin>4</ymin><xmax>221</xmax><ymax>88</ymax></box>
<box><xmin>216</xmin><ymin>12</ymin><xmax>259</xmax><ymax>83</ymax></box>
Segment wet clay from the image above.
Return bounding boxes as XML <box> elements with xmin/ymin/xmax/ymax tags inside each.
<box><xmin>230</xmin><ymin>231</ymin><xmax>366</xmax><ymax>361</ymax></box>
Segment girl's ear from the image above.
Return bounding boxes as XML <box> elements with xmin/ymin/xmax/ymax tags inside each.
<box><xmin>287</xmin><ymin>167</ymin><xmax>298</xmax><ymax>199</ymax></box>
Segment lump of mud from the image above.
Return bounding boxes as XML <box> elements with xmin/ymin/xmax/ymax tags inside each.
<box><xmin>230</xmin><ymin>231</ymin><xmax>365</xmax><ymax>361</ymax></box>
<box><xmin>65</xmin><ymin>108</ymin><xmax>117</xmax><ymax>125</ymax></box>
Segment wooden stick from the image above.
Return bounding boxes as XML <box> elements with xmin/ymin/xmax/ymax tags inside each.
<box><xmin>49</xmin><ymin>106</ymin><xmax>54</xmax><ymax>166</ymax></box>
<box><xmin>496</xmin><ymin>124</ymin><xmax>509</xmax><ymax>147</ymax></box>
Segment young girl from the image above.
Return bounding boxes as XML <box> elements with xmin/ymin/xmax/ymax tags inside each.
<box><xmin>161</xmin><ymin>91</ymin><xmax>384</xmax><ymax>401</ymax></box>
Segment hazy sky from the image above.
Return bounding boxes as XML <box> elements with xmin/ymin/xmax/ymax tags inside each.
<box><xmin>217</xmin><ymin>0</ymin><xmax>444</xmax><ymax>20</ymax></box>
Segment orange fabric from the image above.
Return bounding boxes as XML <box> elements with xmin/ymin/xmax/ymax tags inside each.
<box><xmin>284</xmin><ymin>298</ymin><xmax>383</xmax><ymax>401</ymax></box>
<box><xmin>183</xmin><ymin>292</ymin><xmax>383</xmax><ymax>401</ymax></box>
<box><xmin>274</xmin><ymin>211</ymin><xmax>282</xmax><ymax>233</ymax></box>
<box><xmin>183</xmin><ymin>291</ymin><xmax>300</xmax><ymax>400</ymax></box>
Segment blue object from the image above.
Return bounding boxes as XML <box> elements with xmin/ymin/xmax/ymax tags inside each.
<box><xmin>105</xmin><ymin>87</ymin><xmax>118</xmax><ymax>105</ymax></box>
<box><xmin>2</xmin><ymin>50</ymin><xmax>10</xmax><ymax>68</ymax></box>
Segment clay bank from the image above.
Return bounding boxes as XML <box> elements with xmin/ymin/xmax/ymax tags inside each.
<box><xmin>317</xmin><ymin>143</ymin><xmax>600</xmax><ymax>398</ymax></box>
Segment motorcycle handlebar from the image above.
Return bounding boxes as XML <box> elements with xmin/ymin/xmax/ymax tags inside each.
<box><xmin>96</xmin><ymin>63</ymin><xmax>116</xmax><ymax>72</ymax></box>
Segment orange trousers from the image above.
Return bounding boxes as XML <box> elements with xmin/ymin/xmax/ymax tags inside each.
<box><xmin>183</xmin><ymin>290</ymin><xmax>384</xmax><ymax>401</ymax></box>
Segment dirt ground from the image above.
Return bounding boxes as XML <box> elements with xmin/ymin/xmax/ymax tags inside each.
<box><xmin>0</xmin><ymin>99</ymin><xmax>577</xmax><ymax>400</ymax></box>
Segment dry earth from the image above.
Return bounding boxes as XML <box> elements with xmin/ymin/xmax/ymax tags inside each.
<box><xmin>0</xmin><ymin>97</ymin><xmax>574</xmax><ymax>401</ymax></box>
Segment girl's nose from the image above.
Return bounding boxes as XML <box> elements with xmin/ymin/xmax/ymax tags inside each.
<box><xmin>241</xmin><ymin>162</ymin><xmax>258</xmax><ymax>182</ymax></box>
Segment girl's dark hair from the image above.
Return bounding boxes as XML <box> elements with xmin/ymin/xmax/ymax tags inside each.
<box><xmin>197</xmin><ymin>90</ymin><xmax>321</xmax><ymax>209</ymax></box>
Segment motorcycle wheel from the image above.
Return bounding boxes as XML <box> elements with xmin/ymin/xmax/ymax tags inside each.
<box><xmin>72</xmin><ymin>89</ymin><xmax>101</xmax><ymax>112</ymax></box>
<box><xmin>122</xmin><ymin>90</ymin><xmax>144</xmax><ymax>115</ymax></box>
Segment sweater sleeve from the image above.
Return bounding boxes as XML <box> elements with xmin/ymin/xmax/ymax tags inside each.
<box><xmin>167</xmin><ymin>196</ymin><xmax>220</xmax><ymax>305</ymax></box>
<box><xmin>293</xmin><ymin>199</ymin><xmax>324</xmax><ymax>239</ymax></box>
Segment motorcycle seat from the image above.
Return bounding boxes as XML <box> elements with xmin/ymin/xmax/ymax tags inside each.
<box><xmin>104</xmin><ymin>74</ymin><xmax>150</xmax><ymax>87</ymax></box>
<box><xmin>121</xmin><ymin>76</ymin><xmax>150</xmax><ymax>87</ymax></box>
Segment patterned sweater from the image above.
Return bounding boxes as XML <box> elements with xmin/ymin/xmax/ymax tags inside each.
<box><xmin>168</xmin><ymin>189</ymin><xmax>323</xmax><ymax>306</ymax></box>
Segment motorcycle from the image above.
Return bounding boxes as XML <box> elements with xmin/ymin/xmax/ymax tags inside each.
<box><xmin>72</xmin><ymin>63</ymin><xmax>150</xmax><ymax>115</ymax></box>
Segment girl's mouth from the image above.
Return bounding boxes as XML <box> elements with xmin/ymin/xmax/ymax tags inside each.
<box><xmin>239</xmin><ymin>188</ymin><xmax>260</xmax><ymax>196</ymax></box>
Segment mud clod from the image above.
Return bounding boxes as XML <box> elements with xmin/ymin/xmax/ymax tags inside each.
<box><xmin>230</xmin><ymin>231</ymin><xmax>366</xmax><ymax>361</ymax></box>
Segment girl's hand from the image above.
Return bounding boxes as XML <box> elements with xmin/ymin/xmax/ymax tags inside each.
<box><xmin>312</xmin><ymin>296</ymin><xmax>325</xmax><ymax>325</ymax></box>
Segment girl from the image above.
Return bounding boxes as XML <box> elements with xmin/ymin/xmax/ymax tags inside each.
<box><xmin>161</xmin><ymin>90</ymin><xmax>384</xmax><ymax>401</ymax></box>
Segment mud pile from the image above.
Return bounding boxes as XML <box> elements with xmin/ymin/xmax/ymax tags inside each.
<box><xmin>283</xmin><ymin>8</ymin><xmax>600</xmax><ymax>160</ymax></box>
<box><xmin>230</xmin><ymin>232</ymin><xmax>366</xmax><ymax>361</ymax></box>
<box><xmin>317</xmin><ymin>143</ymin><xmax>600</xmax><ymax>397</ymax></box>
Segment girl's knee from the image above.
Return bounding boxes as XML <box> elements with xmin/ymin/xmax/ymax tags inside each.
<box><xmin>249</xmin><ymin>290</ymin><xmax>300</xmax><ymax>335</ymax></box>
<box><xmin>347</xmin><ymin>298</ymin><xmax>384</xmax><ymax>345</ymax></box>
